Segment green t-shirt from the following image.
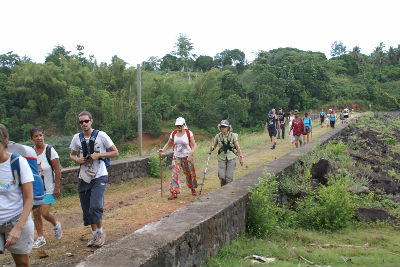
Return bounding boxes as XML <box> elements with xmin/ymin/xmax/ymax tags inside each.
<box><xmin>214</xmin><ymin>131</ymin><xmax>239</xmax><ymax>161</ymax></box>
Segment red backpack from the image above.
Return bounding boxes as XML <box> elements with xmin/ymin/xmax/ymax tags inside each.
<box><xmin>171</xmin><ymin>129</ymin><xmax>191</xmax><ymax>151</ymax></box>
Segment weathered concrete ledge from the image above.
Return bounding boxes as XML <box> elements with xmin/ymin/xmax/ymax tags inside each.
<box><xmin>77</xmin><ymin>120</ymin><xmax>355</xmax><ymax>267</ymax></box>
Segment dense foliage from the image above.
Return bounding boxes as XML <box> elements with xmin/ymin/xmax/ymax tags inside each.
<box><xmin>1</xmin><ymin>39</ymin><xmax>400</xmax><ymax>144</ymax></box>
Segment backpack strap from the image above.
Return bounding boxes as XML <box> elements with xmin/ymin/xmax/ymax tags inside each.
<box><xmin>79</xmin><ymin>129</ymin><xmax>100</xmax><ymax>157</ymax></box>
<box><xmin>10</xmin><ymin>153</ymin><xmax>21</xmax><ymax>185</ymax></box>
<box><xmin>45</xmin><ymin>145</ymin><xmax>55</xmax><ymax>182</ymax></box>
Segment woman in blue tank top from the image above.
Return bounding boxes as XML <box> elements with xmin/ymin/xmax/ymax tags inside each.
<box><xmin>302</xmin><ymin>112</ymin><xmax>312</xmax><ymax>144</ymax></box>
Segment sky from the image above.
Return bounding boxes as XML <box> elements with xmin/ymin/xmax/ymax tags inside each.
<box><xmin>1</xmin><ymin>0</ymin><xmax>399</xmax><ymax>67</ymax></box>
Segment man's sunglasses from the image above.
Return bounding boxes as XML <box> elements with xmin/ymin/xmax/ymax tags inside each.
<box><xmin>79</xmin><ymin>119</ymin><xmax>91</xmax><ymax>124</ymax></box>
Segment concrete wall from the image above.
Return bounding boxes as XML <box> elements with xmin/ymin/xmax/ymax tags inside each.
<box><xmin>60</xmin><ymin>152</ymin><xmax>174</xmax><ymax>190</ymax></box>
<box><xmin>77</xmin><ymin>121</ymin><xmax>355</xmax><ymax>267</ymax></box>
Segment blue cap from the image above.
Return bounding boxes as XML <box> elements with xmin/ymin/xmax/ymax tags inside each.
<box><xmin>268</xmin><ymin>110</ymin><xmax>273</xmax><ymax>115</ymax></box>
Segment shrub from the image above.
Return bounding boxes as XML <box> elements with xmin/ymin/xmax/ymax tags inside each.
<box><xmin>295</xmin><ymin>179</ymin><xmax>355</xmax><ymax>231</ymax></box>
<box><xmin>148</xmin><ymin>155</ymin><xmax>167</xmax><ymax>178</ymax></box>
<box><xmin>247</xmin><ymin>171</ymin><xmax>282</xmax><ymax>237</ymax></box>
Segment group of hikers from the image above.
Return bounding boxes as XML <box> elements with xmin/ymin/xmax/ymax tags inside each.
<box><xmin>1</xmin><ymin>106</ymin><xmax>350</xmax><ymax>266</ymax></box>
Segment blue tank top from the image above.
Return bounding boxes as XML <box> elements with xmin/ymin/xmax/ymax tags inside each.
<box><xmin>303</xmin><ymin>118</ymin><xmax>312</xmax><ymax>128</ymax></box>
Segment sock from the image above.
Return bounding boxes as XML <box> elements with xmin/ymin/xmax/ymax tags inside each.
<box><xmin>97</xmin><ymin>227</ymin><xmax>103</xmax><ymax>234</ymax></box>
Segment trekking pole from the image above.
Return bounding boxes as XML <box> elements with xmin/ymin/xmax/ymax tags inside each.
<box><xmin>199</xmin><ymin>152</ymin><xmax>212</xmax><ymax>195</ymax></box>
<box><xmin>159</xmin><ymin>154</ymin><xmax>163</xmax><ymax>197</ymax></box>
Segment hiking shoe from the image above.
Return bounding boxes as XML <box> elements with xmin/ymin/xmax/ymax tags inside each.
<box><xmin>168</xmin><ymin>194</ymin><xmax>177</xmax><ymax>200</ymax></box>
<box><xmin>92</xmin><ymin>232</ymin><xmax>106</xmax><ymax>248</ymax></box>
<box><xmin>87</xmin><ymin>234</ymin><xmax>96</xmax><ymax>247</ymax></box>
<box><xmin>191</xmin><ymin>189</ymin><xmax>197</xmax><ymax>196</ymax></box>
<box><xmin>53</xmin><ymin>221</ymin><xmax>63</xmax><ymax>239</ymax></box>
<box><xmin>33</xmin><ymin>236</ymin><xmax>46</xmax><ymax>248</ymax></box>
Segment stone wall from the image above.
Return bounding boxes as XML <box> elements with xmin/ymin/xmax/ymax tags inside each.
<box><xmin>77</xmin><ymin>121</ymin><xmax>355</xmax><ymax>267</ymax></box>
<box><xmin>61</xmin><ymin>152</ymin><xmax>174</xmax><ymax>190</ymax></box>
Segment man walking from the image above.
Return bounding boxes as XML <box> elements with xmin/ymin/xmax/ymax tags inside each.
<box><xmin>277</xmin><ymin>108</ymin><xmax>286</xmax><ymax>139</ymax></box>
<box><xmin>69</xmin><ymin>111</ymin><xmax>119</xmax><ymax>248</ymax></box>
<box><xmin>290</xmin><ymin>110</ymin><xmax>304</xmax><ymax>148</ymax></box>
<box><xmin>265</xmin><ymin>110</ymin><xmax>278</xmax><ymax>149</ymax></box>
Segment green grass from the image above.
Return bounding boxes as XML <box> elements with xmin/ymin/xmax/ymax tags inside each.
<box><xmin>204</xmin><ymin>225</ymin><xmax>400</xmax><ymax>267</ymax></box>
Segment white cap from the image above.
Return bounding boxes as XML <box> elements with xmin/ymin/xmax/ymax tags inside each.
<box><xmin>175</xmin><ymin>117</ymin><xmax>186</xmax><ymax>126</ymax></box>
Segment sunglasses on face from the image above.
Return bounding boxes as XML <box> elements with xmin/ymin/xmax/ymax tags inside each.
<box><xmin>176</xmin><ymin>125</ymin><xmax>183</xmax><ymax>128</ymax></box>
<box><xmin>79</xmin><ymin>119</ymin><xmax>91</xmax><ymax>124</ymax></box>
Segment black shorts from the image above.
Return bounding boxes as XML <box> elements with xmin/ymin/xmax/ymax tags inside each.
<box><xmin>320</xmin><ymin>117</ymin><xmax>324</xmax><ymax>123</ymax></box>
<box><xmin>268</xmin><ymin>129</ymin><xmax>277</xmax><ymax>137</ymax></box>
<box><xmin>344</xmin><ymin>114</ymin><xmax>349</xmax><ymax>119</ymax></box>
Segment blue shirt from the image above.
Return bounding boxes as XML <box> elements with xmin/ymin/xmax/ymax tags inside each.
<box><xmin>303</xmin><ymin>118</ymin><xmax>312</xmax><ymax>129</ymax></box>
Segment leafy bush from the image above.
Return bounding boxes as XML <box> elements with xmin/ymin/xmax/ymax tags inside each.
<box><xmin>295</xmin><ymin>179</ymin><xmax>355</xmax><ymax>231</ymax></box>
<box><xmin>247</xmin><ymin>171</ymin><xmax>282</xmax><ymax>237</ymax></box>
<box><xmin>147</xmin><ymin>155</ymin><xmax>166</xmax><ymax>178</ymax></box>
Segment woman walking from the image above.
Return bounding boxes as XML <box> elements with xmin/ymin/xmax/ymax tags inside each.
<box><xmin>302</xmin><ymin>112</ymin><xmax>312</xmax><ymax>144</ymax></box>
<box><xmin>30</xmin><ymin>126</ymin><xmax>63</xmax><ymax>248</ymax></box>
<box><xmin>159</xmin><ymin>117</ymin><xmax>198</xmax><ymax>200</ymax></box>
<box><xmin>0</xmin><ymin>124</ymin><xmax>34</xmax><ymax>267</ymax></box>
<box><xmin>210</xmin><ymin>120</ymin><xmax>243</xmax><ymax>187</ymax></box>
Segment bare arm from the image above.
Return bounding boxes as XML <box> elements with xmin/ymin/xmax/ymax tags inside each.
<box><xmin>234</xmin><ymin>140</ymin><xmax>244</xmax><ymax>166</ymax></box>
<box><xmin>189</xmin><ymin>135</ymin><xmax>197</xmax><ymax>156</ymax></box>
<box><xmin>51</xmin><ymin>158</ymin><xmax>62</xmax><ymax>198</ymax></box>
<box><xmin>91</xmin><ymin>145</ymin><xmax>119</xmax><ymax>160</ymax></box>
<box><xmin>5</xmin><ymin>182</ymin><xmax>33</xmax><ymax>247</ymax></box>
<box><xmin>158</xmin><ymin>138</ymin><xmax>173</xmax><ymax>156</ymax></box>
<box><xmin>70</xmin><ymin>149</ymin><xmax>85</xmax><ymax>164</ymax></box>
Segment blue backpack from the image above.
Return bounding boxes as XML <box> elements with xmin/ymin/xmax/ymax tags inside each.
<box><xmin>79</xmin><ymin>130</ymin><xmax>110</xmax><ymax>167</ymax></box>
<box><xmin>10</xmin><ymin>153</ymin><xmax>45</xmax><ymax>206</ymax></box>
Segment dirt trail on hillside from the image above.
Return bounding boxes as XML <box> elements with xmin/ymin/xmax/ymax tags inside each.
<box><xmin>0</xmin><ymin>125</ymin><xmax>335</xmax><ymax>267</ymax></box>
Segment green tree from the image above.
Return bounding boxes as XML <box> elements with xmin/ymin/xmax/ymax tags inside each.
<box><xmin>173</xmin><ymin>33</ymin><xmax>194</xmax><ymax>71</ymax></box>
<box><xmin>330</xmin><ymin>41</ymin><xmax>347</xmax><ymax>57</ymax></box>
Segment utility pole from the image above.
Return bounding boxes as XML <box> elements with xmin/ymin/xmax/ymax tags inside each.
<box><xmin>137</xmin><ymin>64</ymin><xmax>142</xmax><ymax>156</ymax></box>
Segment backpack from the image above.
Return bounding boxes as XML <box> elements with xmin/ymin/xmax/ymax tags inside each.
<box><xmin>10</xmin><ymin>153</ymin><xmax>45</xmax><ymax>206</ymax></box>
<box><xmin>216</xmin><ymin>132</ymin><xmax>238</xmax><ymax>156</ymax></box>
<box><xmin>79</xmin><ymin>130</ymin><xmax>110</xmax><ymax>167</ymax></box>
<box><xmin>171</xmin><ymin>129</ymin><xmax>191</xmax><ymax>151</ymax></box>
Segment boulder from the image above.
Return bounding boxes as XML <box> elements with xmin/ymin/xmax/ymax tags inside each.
<box><xmin>357</xmin><ymin>207</ymin><xmax>393</xmax><ymax>222</ymax></box>
<box><xmin>348</xmin><ymin>185</ymin><xmax>370</xmax><ymax>194</ymax></box>
<box><xmin>311</xmin><ymin>159</ymin><xmax>332</xmax><ymax>185</ymax></box>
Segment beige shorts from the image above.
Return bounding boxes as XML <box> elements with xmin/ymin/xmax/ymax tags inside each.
<box><xmin>294</xmin><ymin>135</ymin><xmax>302</xmax><ymax>142</ymax></box>
<box><xmin>0</xmin><ymin>214</ymin><xmax>34</xmax><ymax>255</ymax></box>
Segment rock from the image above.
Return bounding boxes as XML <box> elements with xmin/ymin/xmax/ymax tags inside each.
<box><xmin>357</xmin><ymin>207</ymin><xmax>393</xmax><ymax>222</ymax></box>
<box><xmin>371</xmin><ymin>177</ymin><xmax>400</xmax><ymax>194</ymax></box>
<box><xmin>311</xmin><ymin>159</ymin><xmax>332</xmax><ymax>185</ymax></box>
<box><xmin>348</xmin><ymin>185</ymin><xmax>370</xmax><ymax>194</ymax></box>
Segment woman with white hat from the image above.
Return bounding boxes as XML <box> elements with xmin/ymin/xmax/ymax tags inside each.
<box><xmin>158</xmin><ymin>117</ymin><xmax>198</xmax><ymax>200</ymax></box>
<box><xmin>210</xmin><ymin>120</ymin><xmax>243</xmax><ymax>187</ymax></box>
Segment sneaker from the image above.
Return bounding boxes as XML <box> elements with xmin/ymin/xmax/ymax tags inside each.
<box><xmin>168</xmin><ymin>193</ymin><xmax>177</xmax><ymax>200</ymax></box>
<box><xmin>87</xmin><ymin>234</ymin><xmax>96</xmax><ymax>247</ymax></box>
<box><xmin>53</xmin><ymin>221</ymin><xmax>63</xmax><ymax>239</ymax></box>
<box><xmin>33</xmin><ymin>236</ymin><xmax>46</xmax><ymax>248</ymax></box>
<box><xmin>191</xmin><ymin>189</ymin><xmax>197</xmax><ymax>196</ymax></box>
<box><xmin>92</xmin><ymin>232</ymin><xmax>106</xmax><ymax>248</ymax></box>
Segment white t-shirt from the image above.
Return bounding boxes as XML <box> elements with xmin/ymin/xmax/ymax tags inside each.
<box><xmin>344</xmin><ymin>108</ymin><xmax>349</xmax><ymax>115</ymax></box>
<box><xmin>170</xmin><ymin>130</ymin><xmax>193</xmax><ymax>158</ymax></box>
<box><xmin>36</xmin><ymin>144</ymin><xmax>59</xmax><ymax>195</ymax></box>
<box><xmin>70</xmin><ymin>130</ymin><xmax>114</xmax><ymax>179</ymax></box>
<box><xmin>0</xmin><ymin>155</ymin><xmax>34</xmax><ymax>224</ymax></box>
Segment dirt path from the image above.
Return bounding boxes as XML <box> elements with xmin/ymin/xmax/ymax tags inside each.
<box><xmin>0</xmin><ymin>124</ymin><xmax>336</xmax><ymax>267</ymax></box>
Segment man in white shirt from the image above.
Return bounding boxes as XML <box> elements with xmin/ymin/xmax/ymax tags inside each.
<box><xmin>69</xmin><ymin>111</ymin><xmax>119</xmax><ymax>248</ymax></box>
